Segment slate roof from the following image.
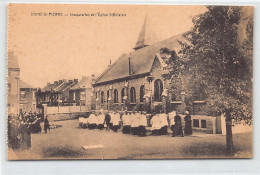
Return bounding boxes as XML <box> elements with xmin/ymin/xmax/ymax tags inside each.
<box><xmin>42</xmin><ymin>81</ymin><xmax>63</xmax><ymax>92</ymax></box>
<box><xmin>95</xmin><ymin>33</ymin><xmax>184</xmax><ymax>85</ymax></box>
<box><xmin>55</xmin><ymin>81</ymin><xmax>76</xmax><ymax>91</ymax></box>
<box><xmin>70</xmin><ymin>77</ymin><xmax>92</xmax><ymax>90</ymax></box>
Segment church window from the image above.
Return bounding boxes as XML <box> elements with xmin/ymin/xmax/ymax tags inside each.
<box><xmin>130</xmin><ymin>87</ymin><xmax>136</xmax><ymax>103</ymax></box>
<box><xmin>107</xmin><ymin>90</ymin><xmax>110</xmax><ymax>101</ymax></box>
<box><xmin>121</xmin><ymin>88</ymin><xmax>125</xmax><ymax>103</ymax></box>
<box><xmin>114</xmin><ymin>89</ymin><xmax>118</xmax><ymax>103</ymax></box>
<box><xmin>101</xmin><ymin>91</ymin><xmax>104</xmax><ymax>104</ymax></box>
<box><xmin>154</xmin><ymin>79</ymin><xmax>163</xmax><ymax>102</ymax></box>
<box><xmin>140</xmin><ymin>85</ymin><xmax>145</xmax><ymax>102</ymax></box>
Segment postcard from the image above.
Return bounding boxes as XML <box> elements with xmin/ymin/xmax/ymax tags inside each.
<box><xmin>7</xmin><ymin>4</ymin><xmax>253</xmax><ymax>160</ymax></box>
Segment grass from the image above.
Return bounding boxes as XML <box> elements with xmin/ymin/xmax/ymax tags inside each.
<box><xmin>182</xmin><ymin>133</ymin><xmax>252</xmax><ymax>158</ymax></box>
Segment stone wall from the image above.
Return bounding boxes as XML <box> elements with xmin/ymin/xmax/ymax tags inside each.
<box><xmin>179</xmin><ymin>115</ymin><xmax>219</xmax><ymax>134</ymax></box>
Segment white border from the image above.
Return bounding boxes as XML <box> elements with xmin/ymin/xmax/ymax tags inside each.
<box><xmin>1</xmin><ymin>1</ymin><xmax>260</xmax><ymax>175</ymax></box>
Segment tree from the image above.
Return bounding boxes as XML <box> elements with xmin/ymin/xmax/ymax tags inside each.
<box><xmin>178</xmin><ymin>6</ymin><xmax>253</xmax><ymax>154</ymax></box>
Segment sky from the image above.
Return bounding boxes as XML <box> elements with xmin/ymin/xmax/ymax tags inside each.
<box><xmin>8</xmin><ymin>4</ymin><xmax>207</xmax><ymax>88</ymax></box>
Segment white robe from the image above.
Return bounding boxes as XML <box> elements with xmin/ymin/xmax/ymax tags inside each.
<box><xmin>79</xmin><ymin>117</ymin><xmax>84</xmax><ymax>124</ymax></box>
<box><xmin>111</xmin><ymin>113</ymin><xmax>121</xmax><ymax>126</ymax></box>
<box><xmin>88</xmin><ymin>114</ymin><xmax>97</xmax><ymax>124</ymax></box>
<box><xmin>151</xmin><ymin>115</ymin><xmax>161</xmax><ymax>130</ymax></box>
<box><xmin>139</xmin><ymin>114</ymin><xmax>147</xmax><ymax>126</ymax></box>
<box><xmin>131</xmin><ymin>114</ymin><xmax>139</xmax><ymax>127</ymax></box>
<box><xmin>159</xmin><ymin>113</ymin><xmax>168</xmax><ymax>127</ymax></box>
<box><xmin>97</xmin><ymin>114</ymin><xmax>105</xmax><ymax>125</ymax></box>
<box><xmin>122</xmin><ymin>114</ymin><xmax>132</xmax><ymax>126</ymax></box>
<box><xmin>82</xmin><ymin>118</ymin><xmax>89</xmax><ymax>124</ymax></box>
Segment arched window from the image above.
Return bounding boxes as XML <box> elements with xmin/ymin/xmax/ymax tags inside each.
<box><xmin>154</xmin><ymin>79</ymin><xmax>163</xmax><ymax>102</ymax></box>
<box><xmin>107</xmin><ymin>90</ymin><xmax>110</xmax><ymax>101</ymax></box>
<box><xmin>140</xmin><ymin>85</ymin><xmax>145</xmax><ymax>102</ymax></box>
<box><xmin>101</xmin><ymin>91</ymin><xmax>104</xmax><ymax>104</ymax></box>
<box><xmin>114</xmin><ymin>89</ymin><xmax>118</xmax><ymax>103</ymax></box>
<box><xmin>130</xmin><ymin>87</ymin><xmax>136</xmax><ymax>103</ymax></box>
<box><xmin>121</xmin><ymin>88</ymin><xmax>125</xmax><ymax>103</ymax></box>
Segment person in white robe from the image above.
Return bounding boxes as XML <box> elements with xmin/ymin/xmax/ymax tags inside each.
<box><xmin>88</xmin><ymin>112</ymin><xmax>97</xmax><ymax>129</ymax></box>
<box><xmin>130</xmin><ymin>111</ymin><xmax>139</xmax><ymax>135</ymax></box>
<box><xmin>97</xmin><ymin>112</ymin><xmax>105</xmax><ymax>130</ymax></box>
<box><xmin>169</xmin><ymin>110</ymin><xmax>177</xmax><ymax>136</ymax></box>
<box><xmin>111</xmin><ymin>111</ymin><xmax>121</xmax><ymax>132</ymax></box>
<box><xmin>122</xmin><ymin>111</ymin><xmax>131</xmax><ymax>134</ymax></box>
<box><xmin>137</xmin><ymin>111</ymin><xmax>147</xmax><ymax>136</ymax></box>
<box><xmin>150</xmin><ymin>113</ymin><xmax>160</xmax><ymax>135</ymax></box>
<box><xmin>158</xmin><ymin>113</ymin><xmax>168</xmax><ymax>135</ymax></box>
<box><xmin>82</xmin><ymin>117</ymin><xmax>89</xmax><ymax>128</ymax></box>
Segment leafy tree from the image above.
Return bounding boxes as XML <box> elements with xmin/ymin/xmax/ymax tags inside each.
<box><xmin>178</xmin><ymin>6</ymin><xmax>253</xmax><ymax>154</ymax></box>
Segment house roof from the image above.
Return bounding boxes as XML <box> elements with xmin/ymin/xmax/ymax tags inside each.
<box><xmin>42</xmin><ymin>81</ymin><xmax>63</xmax><ymax>92</ymax></box>
<box><xmin>95</xmin><ymin>33</ymin><xmax>184</xmax><ymax>85</ymax></box>
<box><xmin>70</xmin><ymin>77</ymin><xmax>92</xmax><ymax>90</ymax></box>
<box><xmin>55</xmin><ymin>81</ymin><xmax>76</xmax><ymax>92</ymax></box>
<box><xmin>8</xmin><ymin>51</ymin><xmax>19</xmax><ymax>69</ymax></box>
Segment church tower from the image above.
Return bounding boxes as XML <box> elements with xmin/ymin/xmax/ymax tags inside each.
<box><xmin>7</xmin><ymin>51</ymin><xmax>20</xmax><ymax>115</ymax></box>
<box><xmin>133</xmin><ymin>15</ymin><xmax>159</xmax><ymax>50</ymax></box>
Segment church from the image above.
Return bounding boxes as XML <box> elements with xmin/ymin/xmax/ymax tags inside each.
<box><xmin>93</xmin><ymin>17</ymin><xmax>188</xmax><ymax>113</ymax></box>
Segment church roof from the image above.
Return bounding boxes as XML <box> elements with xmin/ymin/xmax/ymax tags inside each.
<box><xmin>95</xmin><ymin>33</ymin><xmax>184</xmax><ymax>85</ymax></box>
<box><xmin>8</xmin><ymin>51</ymin><xmax>20</xmax><ymax>69</ymax></box>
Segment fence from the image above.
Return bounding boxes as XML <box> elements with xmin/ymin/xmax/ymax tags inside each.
<box><xmin>44</xmin><ymin>105</ymin><xmax>90</xmax><ymax>115</ymax></box>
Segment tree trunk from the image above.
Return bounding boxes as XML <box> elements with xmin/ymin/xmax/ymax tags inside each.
<box><xmin>225</xmin><ymin>113</ymin><xmax>234</xmax><ymax>155</ymax></box>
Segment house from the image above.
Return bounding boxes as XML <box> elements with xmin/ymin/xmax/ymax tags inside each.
<box><xmin>69</xmin><ymin>75</ymin><xmax>96</xmax><ymax>107</ymax></box>
<box><xmin>38</xmin><ymin>79</ymin><xmax>78</xmax><ymax>106</ymax></box>
<box><xmin>19</xmin><ymin>80</ymin><xmax>37</xmax><ymax>113</ymax></box>
<box><xmin>7</xmin><ymin>51</ymin><xmax>20</xmax><ymax>115</ymax></box>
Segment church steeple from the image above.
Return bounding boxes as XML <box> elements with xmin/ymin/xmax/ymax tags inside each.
<box><xmin>133</xmin><ymin>15</ymin><xmax>158</xmax><ymax>50</ymax></box>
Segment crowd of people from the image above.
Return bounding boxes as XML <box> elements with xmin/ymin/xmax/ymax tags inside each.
<box><xmin>8</xmin><ymin>112</ymin><xmax>42</xmax><ymax>150</ymax></box>
<box><xmin>79</xmin><ymin>109</ymin><xmax>193</xmax><ymax>137</ymax></box>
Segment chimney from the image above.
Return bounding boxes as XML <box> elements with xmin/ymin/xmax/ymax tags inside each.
<box><xmin>74</xmin><ymin>79</ymin><xmax>78</xmax><ymax>83</ymax></box>
<box><xmin>59</xmin><ymin>80</ymin><xmax>63</xmax><ymax>83</ymax></box>
<box><xmin>108</xmin><ymin>59</ymin><xmax>112</xmax><ymax>67</ymax></box>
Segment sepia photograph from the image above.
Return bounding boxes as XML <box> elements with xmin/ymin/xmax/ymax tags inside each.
<box><xmin>7</xmin><ymin>4</ymin><xmax>253</xmax><ymax>160</ymax></box>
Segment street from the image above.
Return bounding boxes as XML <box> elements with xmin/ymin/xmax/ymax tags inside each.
<box><xmin>8</xmin><ymin>119</ymin><xmax>252</xmax><ymax>160</ymax></box>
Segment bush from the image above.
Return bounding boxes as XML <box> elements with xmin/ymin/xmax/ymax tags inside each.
<box><xmin>154</xmin><ymin>104</ymin><xmax>164</xmax><ymax>114</ymax></box>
